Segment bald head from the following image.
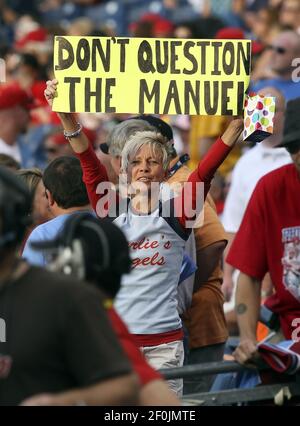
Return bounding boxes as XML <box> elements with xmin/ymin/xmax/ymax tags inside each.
<box><xmin>269</xmin><ymin>31</ymin><xmax>300</xmax><ymax>76</ymax></box>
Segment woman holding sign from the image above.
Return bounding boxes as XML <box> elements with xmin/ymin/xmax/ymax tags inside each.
<box><xmin>45</xmin><ymin>79</ymin><xmax>243</xmax><ymax>396</ymax></box>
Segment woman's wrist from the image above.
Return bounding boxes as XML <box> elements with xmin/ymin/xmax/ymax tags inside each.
<box><xmin>57</xmin><ymin>112</ymin><xmax>74</xmax><ymax>120</ymax></box>
<box><xmin>57</xmin><ymin>112</ymin><xmax>79</xmax><ymax>132</ymax></box>
<box><xmin>221</xmin><ymin>119</ymin><xmax>243</xmax><ymax>147</ymax></box>
<box><xmin>63</xmin><ymin>123</ymin><xmax>83</xmax><ymax>140</ymax></box>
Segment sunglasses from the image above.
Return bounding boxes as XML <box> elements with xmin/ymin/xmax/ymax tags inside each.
<box><xmin>267</xmin><ymin>45</ymin><xmax>287</xmax><ymax>54</ymax></box>
<box><xmin>285</xmin><ymin>141</ymin><xmax>300</xmax><ymax>155</ymax></box>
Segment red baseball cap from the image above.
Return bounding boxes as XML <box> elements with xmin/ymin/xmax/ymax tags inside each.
<box><xmin>0</xmin><ymin>83</ymin><xmax>35</xmax><ymax>111</ymax></box>
<box><xmin>153</xmin><ymin>19</ymin><xmax>174</xmax><ymax>37</ymax></box>
<box><xmin>216</xmin><ymin>27</ymin><xmax>245</xmax><ymax>40</ymax></box>
<box><xmin>15</xmin><ymin>28</ymin><xmax>48</xmax><ymax>50</ymax></box>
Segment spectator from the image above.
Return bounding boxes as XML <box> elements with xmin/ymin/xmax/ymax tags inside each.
<box><xmin>0</xmin><ymin>166</ymin><xmax>138</xmax><ymax>406</ymax></box>
<box><xmin>32</xmin><ymin>212</ymin><xmax>181</xmax><ymax>406</ymax></box>
<box><xmin>22</xmin><ymin>156</ymin><xmax>91</xmax><ymax>266</ymax></box>
<box><xmin>250</xmin><ymin>7</ymin><xmax>282</xmax><ymax>84</ymax></box>
<box><xmin>17</xmin><ymin>167</ymin><xmax>53</xmax><ymax>230</ymax></box>
<box><xmin>99</xmin><ymin>115</ymin><xmax>170</xmax><ymax>176</ymax></box>
<box><xmin>0</xmin><ymin>83</ymin><xmax>32</xmax><ymax>163</ymax></box>
<box><xmin>279</xmin><ymin>0</ymin><xmax>300</xmax><ymax>35</ymax></box>
<box><xmin>173</xmin><ymin>21</ymin><xmax>198</xmax><ymax>39</ymax></box>
<box><xmin>14</xmin><ymin>25</ymin><xmax>48</xmax><ymax>54</ymax></box>
<box><xmin>99</xmin><ymin>114</ymin><xmax>197</xmax><ymax>310</ymax></box>
<box><xmin>227</xmin><ymin>97</ymin><xmax>300</xmax><ymax>364</ymax></box>
<box><xmin>252</xmin><ymin>30</ymin><xmax>300</xmax><ymax>101</ymax></box>
<box><xmin>102</xmin><ymin>114</ymin><xmax>228</xmax><ymax>393</ymax></box>
<box><xmin>251</xmin><ymin>7</ymin><xmax>281</xmax><ymax>44</ymax></box>
<box><xmin>13</xmin><ymin>53</ymin><xmax>49</xmax><ymax>125</ymax></box>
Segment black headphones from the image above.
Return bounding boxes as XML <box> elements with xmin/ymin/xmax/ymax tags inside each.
<box><xmin>47</xmin><ymin>213</ymin><xmax>131</xmax><ymax>282</ymax></box>
<box><xmin>0</xmin><ymin>167</ymin><xmax>32</xmax><ymax>250</ymax></box>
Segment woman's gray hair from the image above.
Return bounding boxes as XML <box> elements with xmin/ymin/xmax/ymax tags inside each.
<box><xmin>121</xmin><ymin>131</ymin><xmax>173</xmax><ymax>173</ymax></box>
<box><xmin>107</xmin><ymin>119</ymin><xmax>156</xmax><ymax>156</ymax></box>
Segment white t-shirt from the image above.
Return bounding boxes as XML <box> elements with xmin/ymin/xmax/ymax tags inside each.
<box><xmin>114</xmin><ymin>203</ymin><xmax>188</xmax><ymax>335</ymax></box>
<box><xmin>222</xmin><ymin>143</ymin><xmax>291</xmax><ymax>233</ymax></box>
<box><xmin>0</xmin><ymin>138</ymin><xmax>21</xmax><ymax>163</ymax></box>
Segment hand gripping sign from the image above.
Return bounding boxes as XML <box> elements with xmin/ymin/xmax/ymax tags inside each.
<box><xmin>52</xmin><ymin>36</ymin><xmax>251</xmax><ymax>115</ymax></box>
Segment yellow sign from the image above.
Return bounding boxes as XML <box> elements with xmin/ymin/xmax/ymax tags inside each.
<box><xmin>53</xmin><ymin>36</ymin><xmax>251</xmax><ymax>115</ymax></box>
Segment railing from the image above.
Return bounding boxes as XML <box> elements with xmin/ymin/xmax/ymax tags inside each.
<box><xmin>159</xmin><ymin>361</ymin><xmax>300</xmax><ymax>406</ymax></box>
<box><xmin>159</xmin><ymin>361</ymin><xmax>258</xmax><ymax>380</ymax></box>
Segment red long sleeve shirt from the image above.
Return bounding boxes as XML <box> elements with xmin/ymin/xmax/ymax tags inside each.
<box><xmin>77</xmin><ymin>137</ymin><xmax>231</xmax><ymax>231</ymax></box>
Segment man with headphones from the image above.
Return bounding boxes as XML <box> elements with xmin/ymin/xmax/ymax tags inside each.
<box><xmin>31</xmin><ymin>212</ymin><xmax>181</xmax><ymax>405</ymax></box>
<box><xmin>0</xmin><ymin>167</ymin><xmax>139</xmax><ymax>406</ymax></box>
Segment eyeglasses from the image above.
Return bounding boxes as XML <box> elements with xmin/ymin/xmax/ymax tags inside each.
<box><xmin>285</xmin><ymin>141</ymin><xmax>300</xmax><ymax>155</ymax></box>
<box><xmin>267</xmin><ymin>45</ymin><xmax>287</xmax><ymax>55</ymax></box>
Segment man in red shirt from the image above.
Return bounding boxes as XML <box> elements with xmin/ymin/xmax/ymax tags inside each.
<box><xmin>227</xmin><ymin>97</ymin><xmax>300</xmax><ymax>364</ymax></box>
